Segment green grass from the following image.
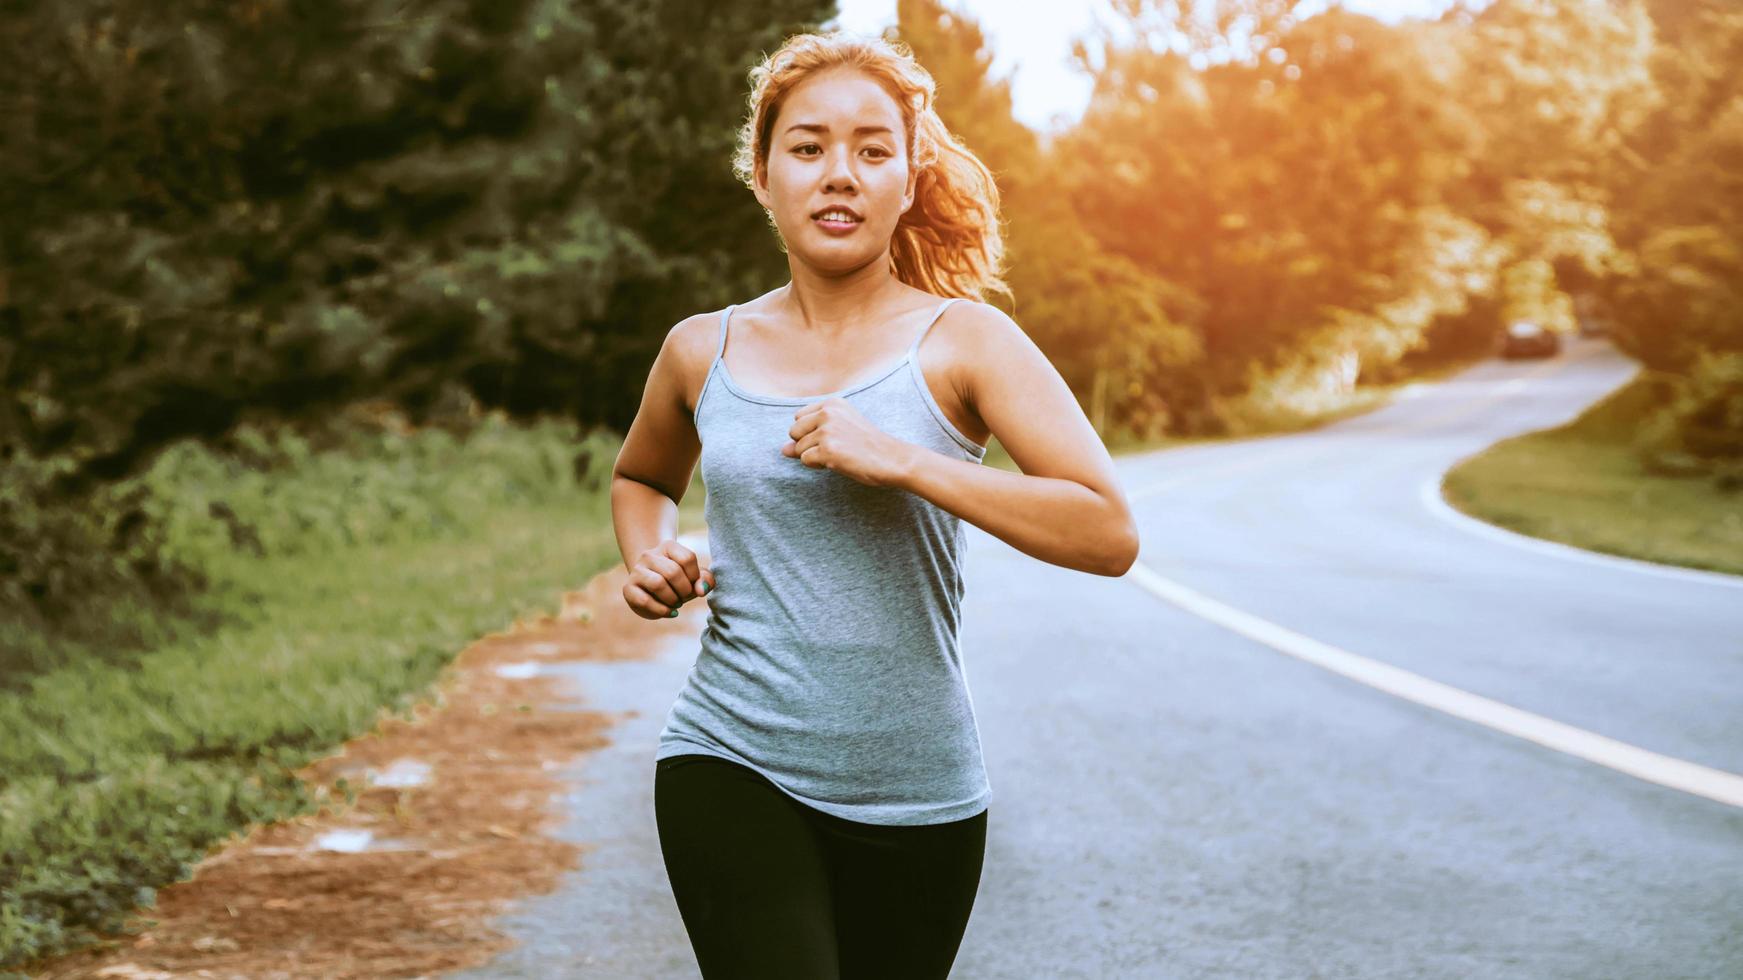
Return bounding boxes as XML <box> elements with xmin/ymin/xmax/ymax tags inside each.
<box><xmin>0</xmin><ymin>417</ymin><xmax>707</xmax><ymax>970</ymax></box>
<box><xmin>1442</xmin><ymin>374</ymin><xmax>1743</xmax><ymax>576</ymax></box>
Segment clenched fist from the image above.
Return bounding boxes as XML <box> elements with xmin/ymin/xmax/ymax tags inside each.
<box><xmin>781</xmin><ymin>397</ymin><xmax>915</xmax><ymax>488</ymax></box>
<box><xmin>624</xmin><ymin>539</ymin><xmax>714</xmax><ymax>620</ymax></box>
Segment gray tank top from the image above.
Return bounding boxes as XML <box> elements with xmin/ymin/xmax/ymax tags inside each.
<box><xmin>656</xmin><ymin>297</ymin><xmax>992</xmax><ymax>826</ymax></box>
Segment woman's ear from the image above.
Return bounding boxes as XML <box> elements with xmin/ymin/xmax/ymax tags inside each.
<box><xmin>753</xmin><ymin>159</ymin><xmax>772</xmax><ymax>211</ymax></box>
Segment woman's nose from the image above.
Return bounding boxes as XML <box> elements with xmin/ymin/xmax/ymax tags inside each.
<box><xmin>823</xmin><ymin>148</ymin><xmax>857</xmax><ymax>191</ymax></box>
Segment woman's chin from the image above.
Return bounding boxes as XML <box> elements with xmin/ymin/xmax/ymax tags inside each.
<box><xmin>795</xmin><ymin>242</ymin><xmax>883</xmax><ymax>271</ymax></box>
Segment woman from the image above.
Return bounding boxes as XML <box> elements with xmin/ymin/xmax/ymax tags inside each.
<box><xmin>609</xmin><ymin>29</ymin><xmax>1139</xmax><ymax>980</ymax></box>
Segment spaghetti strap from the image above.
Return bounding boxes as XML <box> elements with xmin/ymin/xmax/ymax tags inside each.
<box><xmin>906</xmin><ymin>298</ymin><xmax>962</xmax><ymax>359</ymax></box>
<box><xmin>715</xmin><ymin>304</ymin><xmax>735</xmax><ymax>364</ymax></box>
<box><xmin>691</xmin><ymin>305</ymin><xmax>735</xmax><ymax>424</ymax></box>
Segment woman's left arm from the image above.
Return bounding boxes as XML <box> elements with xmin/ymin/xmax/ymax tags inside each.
<box><xmin>894</xmin><ymin>303</ymin><xmax>1140</xmax><ymax>577</ymax></box>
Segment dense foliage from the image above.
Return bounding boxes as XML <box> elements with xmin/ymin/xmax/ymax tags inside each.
<box><xmin>1</xmin><ymin>0</ymin><xmax>830</xmax><ymax>620</ymax></box>
<box><xmin>897</xmin><ymin>0</ymin><xmax>1738</xmax><ymax>463</ymax></box>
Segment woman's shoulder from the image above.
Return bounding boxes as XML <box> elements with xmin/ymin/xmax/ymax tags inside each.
<box><xmin>665</xmin><ymin>309</ymin><xmax>724</xmax><ymax>369</ymax></box>
<box><xmin>927</xmin><ymin>296</ymin><xmax>1021</xmax><ymax>354</ymax></box>
<box><xmin>651</xmin><ymin>308</ymin><xmax>731</xmax><ymax>421</ymax></box>
<box><xmin>924</xmin><ymin>299</ymin><xmax>1034</xmax><ymax>413</ymax></box>
<box><xmin>935</xmin><ymin>294</ymin><xmax>1010</xmax><ymax>320</ymax></box>
<box><xmin>661</xmin><ymin>292</ymin><xmax>780</xmax><ymax>405</ymax></box>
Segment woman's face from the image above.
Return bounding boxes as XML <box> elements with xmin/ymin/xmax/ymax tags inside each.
<box><xmin>754</xmin><ymin>67</ymin><xmax>915</xmax><ymax>270</ymax></box>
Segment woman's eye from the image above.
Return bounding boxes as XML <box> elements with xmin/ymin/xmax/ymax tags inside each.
<box><xmin>792</xmin><ymin>144</ymin><xmax>891</xmax><ymax>159</ymax></box>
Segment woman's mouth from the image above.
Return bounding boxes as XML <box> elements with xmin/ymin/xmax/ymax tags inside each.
<box><xmin>813</xmin><ymin>210</ymin><xmax>863</xmax><ymax>235</ymax></box>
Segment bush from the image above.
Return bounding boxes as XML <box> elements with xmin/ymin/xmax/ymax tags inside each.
<box><xmin>141</xmin><ymin>405</ymin><xmax>608</xmax><ymax>561</ymax></box>
<box><xmin>1</xmin><ymin>406</ymin><xmax>615</xmax><ymax>679</ymax></box>
<box><xmin>1636</xmin><ymin>351</ymin><xmax>1743</xmax><ymax>488</ymax></box>
<box><xmin>0</xmin><ymin>451</ymin><xmax>205</xmax><ymax>629</ymax></box>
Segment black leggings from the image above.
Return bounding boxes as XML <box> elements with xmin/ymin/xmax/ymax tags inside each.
<box><xmin>654</xmin><ymin>753</ymin><xmax>988</xmax><ymax>979</ymax></box>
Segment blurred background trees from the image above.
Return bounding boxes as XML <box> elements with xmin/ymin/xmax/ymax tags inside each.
<box><xmin>1603</xmin><ymin>2</ymin><xmax>1743</xmax><ymax>474</ymax></box>
<box><xmin>2</xmin><ymin>0</ymin><xmax>1738</xmax><ymax>626</ymax></box>
<box><xmin>0</xmin><ymin>0</ymin><xmax>826</xmax><ymax>621</ymax></box>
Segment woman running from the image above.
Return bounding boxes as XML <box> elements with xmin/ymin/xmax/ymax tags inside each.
<box><xmin>609</xmin><ymin>28</ymin><xmax>1140</xmax><ymax>980</ymax></box>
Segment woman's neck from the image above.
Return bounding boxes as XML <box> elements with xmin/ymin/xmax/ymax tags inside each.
<box><xmin>779</xmin><ymin>260</ymin><xmax>913</xmax><ymax>334</ymax></box>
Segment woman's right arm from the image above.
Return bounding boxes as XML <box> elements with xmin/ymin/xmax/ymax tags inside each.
<box><xmin>611</xmin><ymin>315</ymin><xmax>717</xmax><ymax>620</ymax></box>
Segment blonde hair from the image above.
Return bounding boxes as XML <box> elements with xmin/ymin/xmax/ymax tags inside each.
<box><xmin>731</xmin><ymin>29</ymin><xmax>1012</xmax><ymax>305</ymax></box>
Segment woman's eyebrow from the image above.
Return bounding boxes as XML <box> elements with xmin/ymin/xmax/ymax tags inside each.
<box><xmin>783</xmin><ymin>123</ymin><xmax>895</xmax><ymax>136</ymax></box>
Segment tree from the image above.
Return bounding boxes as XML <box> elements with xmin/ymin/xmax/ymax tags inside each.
<box><xmin>896</xmin><ymin>0</ymin><xmax>1204</xmax><ymax>438</ymax></box>
<box><xmin>1056</xmin><ymin>0</ymin><xmax>1482</xmax><ymax>413</ymax></box>
<box><xmin>1602</xmin><ymin>5</ymin><xmax>1743</xmax><ymax>478</ymax></box>
<box><xmin>0</xmin><ymin>0</ymin><xmax>830</xmax><ymax>502</ymax></box>
<box><xmin>0</xmin><ymin>0</ymin><xmax>832</xmax><ymax>617</ymax></box>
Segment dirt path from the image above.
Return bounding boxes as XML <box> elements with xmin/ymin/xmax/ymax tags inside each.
<box><xmin>26</xmin><ymin>565</ymin><xmax>698</xmax><ymax>980</ymax></box>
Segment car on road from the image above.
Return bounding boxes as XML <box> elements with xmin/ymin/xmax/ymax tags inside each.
<box><xmin>1499</xmin><ymin>320</ymin><xmax>1561</xmax><ymax>359</ymax></box>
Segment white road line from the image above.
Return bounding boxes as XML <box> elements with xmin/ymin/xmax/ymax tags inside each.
<box><xmin>1126</xmin><ymin>343</ymin><xmax>1743</xmax><ymax>803</ymax></box>
<box><xmin>1124</xmin><ymin>561</ymin><xmax>1743</xmax><ymax>810</ymax></box>
<box><xmin>1418</xmin><ymin>474</ymin><xmax>1743</xmax><ymax>590</ymax></box>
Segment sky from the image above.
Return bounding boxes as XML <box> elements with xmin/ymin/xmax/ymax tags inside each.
<box><xmin>826</xmin><ymin>0</ymin><xmax>1477</xmax><ymax>135</ymax></box>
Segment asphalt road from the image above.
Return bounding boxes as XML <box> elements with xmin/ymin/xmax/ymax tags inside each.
<box><xmin>452</xmin><ymin>337</ymin><xmax>1743</xmax><ymax>979</ymax></box>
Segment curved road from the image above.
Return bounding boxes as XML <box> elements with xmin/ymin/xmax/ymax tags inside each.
<box><xmin>455</xmin><ymin>336</ymin><xmax>1743</xmax><ymax>979</ymax></box>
